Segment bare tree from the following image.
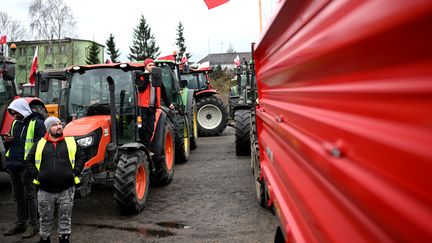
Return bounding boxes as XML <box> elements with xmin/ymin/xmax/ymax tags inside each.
<box><xmin>29</xmin><ymin>0</ymin><xmax>77</xmax><ymax>67</ymax></box>
<box><xmin>226</xmin><ymin>43</ymin><xmax>235</xmax><ymax>53</ymax></box>
<box><xmin>0</xmin><ymin>11</ymin><xmax>28</xmax><ymax>42</ymax></box>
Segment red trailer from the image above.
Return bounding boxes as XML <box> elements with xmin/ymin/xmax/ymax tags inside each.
<box><xmin>253</xmin><ymin>0</ymin><xmax>432</xmax><ymax>242</ymax></box>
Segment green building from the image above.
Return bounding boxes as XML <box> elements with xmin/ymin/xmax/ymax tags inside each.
<box><xmin>7</xmin><ymin>38</ymin><xmax>104</xmax><ymax>85</ymax></box>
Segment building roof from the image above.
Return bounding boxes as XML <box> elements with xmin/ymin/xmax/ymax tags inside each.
<box><xmin>198</xmin><ymin>52</ymin><xmax>251</xmax><ymax>66</ymax></box>
<box><xmin>7</xmin><ymin>37</ymin><xmax>104</xmax><ymax>47</ymax></box>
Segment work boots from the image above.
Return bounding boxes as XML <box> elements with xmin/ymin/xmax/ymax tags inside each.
<box><xmin>22</xmin><ymin>225</ymin><xmax>38</xmax><ymax>238</ymax></box>
<box><xmin>37</xmin><ymin>236</ymin><xmax>50</xmax><ymax>243</ymax></box>
<box><xmin>3</xmin><ymin>224</ymin><xmax>26</xmax><ymax>236</ymax></box>
<box><xmin>59</xmin><ymin>234</ymin><xmax>70</xmax><ymax>243</ymax></box>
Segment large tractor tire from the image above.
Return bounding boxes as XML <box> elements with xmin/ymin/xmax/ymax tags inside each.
<box><xmin>175</xmin><ymin>116</ymin><xmax>190</xmax><ymax>163</ymax></box>
<box><xmin>235</xmin><ymin>109</ymin><xmax>251</xmax><ymax>156</ymax></box>
<box><xmin>252</xmin><ymin>142</ymin><xmax>266</xmax><ymax>207</ymax></box>
<box><xmin>113</xmin><ymin>150</ymin><xmax>150</xmax><ymax>214</ymax></box>
<box><xmin>152</xmin><ymin>120</ymin><xmax>175</xmax><ymax>186</ymax></box>
<box><xmin>196</xmin><ymin>95</ymin><xmax>228</xmax><ymax>136</ymax></box>
<box><xmin>189</xmin><ymin>99</ymin><xmax>198</xmax><ymax>150</ymax></box>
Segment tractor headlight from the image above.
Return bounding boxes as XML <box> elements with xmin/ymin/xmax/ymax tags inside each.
<box><xmin>76</xmin><ymin>136</ymin><xmax>93</xmax><ymax>147</ymax></box>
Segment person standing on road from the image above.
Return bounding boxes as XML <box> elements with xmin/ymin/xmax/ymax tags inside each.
<box><xmin>136</xmin><ymin>58</ymin><xmax>174</xmax><ymax>147</ymax></box>
<box><xmin>3</xmin><ymin>98</ymin><xmax>46</xmax><ymax>239</ymax></box>
<box><xmin>25</xmin><ymin>116</ymin><xmax>85</xmax><ymax>243</ymax></box>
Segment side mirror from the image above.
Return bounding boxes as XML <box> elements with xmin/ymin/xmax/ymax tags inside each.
<box><xmin>3</xmin><ymin>62</ymin><xmax>16</xmax><ymax>80</ymax></box>
<box><xmin>39</xmin><ymin>76</ymin><xmax>50</xmax><ymax>92</ymax></box>
<box><xmin>151</xmin><ymin>67</ymin><xmax>163</xmax><ymax>87</ymax></box>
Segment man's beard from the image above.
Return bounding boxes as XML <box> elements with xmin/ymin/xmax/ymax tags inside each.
<box><xmin>50</xmin><ymin>130</ymin><xmax>63</xmax><ymax>138</ymax></box>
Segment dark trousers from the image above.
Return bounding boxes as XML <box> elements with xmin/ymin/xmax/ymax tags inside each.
<box><xmin>9</xmin><ymin>168</ymin><xmax>38</xmax><ymax>226</ymax></box>
<box><xmin>138</xmin><ymin>106</ymin><xmax>156</xmax><ymax>146</ymax></box>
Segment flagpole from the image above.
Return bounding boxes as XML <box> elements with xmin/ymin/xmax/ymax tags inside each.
<box><xmin>259</xmin><ymin>0</ymin><xmax>263</xmax><ymax>33</ymax></box>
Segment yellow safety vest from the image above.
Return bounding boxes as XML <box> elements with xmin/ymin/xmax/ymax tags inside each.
<box><xmin>33</xmin><ymin>137</ymin><xmax>80</xmax><ymax>185</ymax></box>
<box><xmin>6</xmin><ymin>119</ymin><xmax>36</xmax><ymax>160</ymax></box>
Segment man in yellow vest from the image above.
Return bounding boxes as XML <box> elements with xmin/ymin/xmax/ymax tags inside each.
<box><xmin>25</xmin><ymin>116</ymin><xmax>85</xmax><ymax>243</ymax></box>
<box><xmin>136</xmin><ymin>58</ymin><xmax>174</xmax><ymax>147</ymax></box>
<box><xmin>3</xmin><ymin>98</ymin><xmax>46</xmax><ymax>238</ymax></box>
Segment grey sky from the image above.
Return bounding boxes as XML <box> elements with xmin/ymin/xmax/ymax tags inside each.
<box><xmin>2</xmin><ymin>0</ymin><xmax>279</xmax><ymax>62</ymax></box>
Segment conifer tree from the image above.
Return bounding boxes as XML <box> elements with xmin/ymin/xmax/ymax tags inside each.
<box><xmin>129</xmin><ymin>15</ymin><xmax>160</xmax><ymax>61</ymax></box>
<box><xmin>175</xmin><ymin>21</ymin><xmax>192</xmax><ymax>62</ymax></box>
<box><xmin>85</xmin><ymin>41</ymin><xmax>101</xmax><ymax>64</ymax></box>
<box><xmin>106</xmin><ymin>34</ymin><xmax>120</xmax><ymax>63</ymax></box>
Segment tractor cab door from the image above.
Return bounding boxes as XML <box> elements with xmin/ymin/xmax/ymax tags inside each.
<box><xmin>160</xmin><ymin>66</ymin><xmax>184</xmax><ymax>114</ymax></box>
<box><xmin>36</xmin><ymin>71</ymin><xmax>70</xmax><ymax>119</ymax></box>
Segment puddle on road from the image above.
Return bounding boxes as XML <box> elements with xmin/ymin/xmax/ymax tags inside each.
<box><xmin>156</xmin><ymin>221</ymin><xmax>191</xmax><ymax>229</ymax></box>
<box><xmin>74</xmin><ymin>222</ymin><xmax>175</xmax><ymax>238</ymax></box>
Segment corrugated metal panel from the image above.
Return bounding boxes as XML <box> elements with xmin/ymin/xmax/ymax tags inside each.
<box><xmin>254</xmin><ymin>0</ymin><xmax>432</xmax><ymax>242</ymax></box>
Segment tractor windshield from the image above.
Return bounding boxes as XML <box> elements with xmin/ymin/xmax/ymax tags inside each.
<box><xmin>68</xmin><ymin>68</ymin><xmax>134</xmax><ymax>120</ymax></box>
<box><xmin>39</xmin><ymin>79</ymin><xmax>67</xmax><ymax>105</ymax></box>
<box><xmin>181</xmin><ymin>73</ymin><xmax>207</xmax><ymax>90</ymax></box>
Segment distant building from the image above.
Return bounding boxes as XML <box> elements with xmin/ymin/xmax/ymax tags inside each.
<box><xmin>198</xmin><ymin>52</ymin><xmax>251</xmax><ymax>69</ymax></box>
<box><xmin>7</xmin><ymin>38</ymin><xmax>104</xmax><ymax>85</ymax></box>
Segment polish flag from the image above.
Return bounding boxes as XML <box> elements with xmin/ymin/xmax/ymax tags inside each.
<box><xmin>181</xmin><ymin>54</ymin><xmax>188</xmax><ymax>64</ymax></box>
<box><xmin>234</xmin><ymin>55</ymin><xmax>240</xmax><ymax>67</ymax></box>
<box><xmin>204</xmin><ymin>0</ymin><xmax>229</xmax><ymax>10</ymax></box>
<box><xmin>0</xmin><ymin>35</ymin><xmax>6</xmax><ymax>45</ymax></box>
<box><xmin>29</xmin><ymin>46</ymin><xmax>38</xmax><ymax>84</ymax></box>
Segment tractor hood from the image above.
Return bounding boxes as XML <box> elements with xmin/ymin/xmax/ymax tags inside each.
<box><xmin>64</xmin><ymin>115</ymin><xmax>111</xmax><ymax>137</ymax></box>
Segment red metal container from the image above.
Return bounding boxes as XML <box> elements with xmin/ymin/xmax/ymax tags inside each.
<box><xmin>254</xmin><ymin>0</ymin><xmax>432</xmax><ymax>242</ymax></box>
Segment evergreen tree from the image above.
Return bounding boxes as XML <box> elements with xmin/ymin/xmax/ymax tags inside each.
<box><xmin>175</xmin><ymin>21</ymin><xmax>192</xmax><ymax>62</ymax></box>
<box><xmin>106</xmin><ymin>33</ymin><xmax>120</xmax><ymax>63</ymax></box>
<box><xmin>129</xmin><ymin>15</ymin><xmax>160</xmax><ymax>61</ymax></box>
<box><xmin>85</xmin><ymin>41</ymin><xmax>101</xmax><ymax>64</ymax></box>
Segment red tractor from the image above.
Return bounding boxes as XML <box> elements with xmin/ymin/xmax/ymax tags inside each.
<box><xmin>180</xmin><ymin>66</ymin><xmax>228</xmax><ymax>136</ymax></box>
<box><xmin>37</xmin><ymin>62</ymin><xmax>192</xmax><ymax>214</ymax></box>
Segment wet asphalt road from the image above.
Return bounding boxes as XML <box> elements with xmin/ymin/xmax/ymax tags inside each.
<box><xmin>0</xmin><ymin>127</ymin><xmax>277</xmax><ymax>242</ymax></box>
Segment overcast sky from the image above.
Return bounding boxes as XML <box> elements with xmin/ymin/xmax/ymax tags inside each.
<box><xmin>2</xmin><ymin>0</ymin><xmax>279</xmax><ymax>62</ymax></box>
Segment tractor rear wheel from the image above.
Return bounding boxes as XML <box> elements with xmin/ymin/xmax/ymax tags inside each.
<box><xmin>189</xmin><ymin>99</ymin><xmax>198</xmax><ymax>150</ymax></box>
<box><xmin>196</xmin><ymin>95</ymin><xmax>228</xmax><ymax>136</ymax></box>
<box><xmin>175</xmin><ymin>116</ymin><xmax>190</xmax><ymax>163</ymax></box>
<box><xmin>235</xmin><ymin>109</ymin><xmax>251</xmax><ymax>156</ymax></box>
<box><xmin>113</xmin><ymin>150</ymin><xmax>150</xmax><ymax>214</ymax></box>
<box><xmin>152</xmin><ymin>120</ymin><xmax>175</xmax><ymax>186</ymax></box>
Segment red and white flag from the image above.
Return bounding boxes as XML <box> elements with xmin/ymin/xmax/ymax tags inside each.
<box><xmin>234</xmin><ymin>54</ymin><xmax>240</xmax><ymax>67</ymax></box>
<box><xmin>204</xmin><ymin>0</ymin><xmax>229</xmax><ymax>10</ymax></box>
<box><xmin>181</xmin><ymin>54</ymin><xmax>188</xmax><ymax>64</ymax></box>
<box><xmin>0</xmin><ymin>35</ymin><xmax>6</xmax><ymax>45</ymax></box>
<box><xmin>29</xmin><ymin>46</ymin><xmax>38</xmax><ymax>84</ymax></box>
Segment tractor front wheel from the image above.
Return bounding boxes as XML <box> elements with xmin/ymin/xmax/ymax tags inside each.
<box><xmin>114</xmin><ymin>150</ymin><xmax>150</xmax><ymax>214</ymax></box>
<box><xmin>152</xmin><ymin>120</ymin><xmax>175</xmax><ymax>186</ymax></box>
<box><xmin>196</xmin><ymin>95</ymin><xmax>228</xmax><ymax>136</ymax></box>
<box><xmin>235</xmin><ymin>109</ymin><xmax>251</xmax><ymax>156</ymax></box>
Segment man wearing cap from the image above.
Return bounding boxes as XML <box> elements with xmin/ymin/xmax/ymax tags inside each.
<box><xmin>25</xmin><ymin>116</ymin><xmax>85</xmax><ymax>243</ymax></box>
<box><xmin>3</xmin><ymin>98</ymin><xmax>46</xmax><ymax>238</ymax></box>
<box><xmin>136</xmin><ymin>58</ymin><xmax>174</xmax><ymax>147</ymax></box>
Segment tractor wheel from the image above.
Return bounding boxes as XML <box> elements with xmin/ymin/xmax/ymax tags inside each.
<box><xmin>252</xmin><ymin>144</ymin><xmax>266</xmax><ymax>207</ymax></box>
<box><xmin>250</xmin><ymin>108</ymin><xmax>258</xmax><ymax>171</ymax></box>
<box><xmin>152</xmin><ymin>120</ymin><xmax>175</xmax><ymax>186</ymax></box>
<box><xmin>235</xmin><ymin>109</ymin><xmax>251</xmax><ymax>156</ymax></box>
<box><xmin>196</xmin><ymin>95</ymin><xmax>228</xmax><ymax>136</ymax></box>
<box><xmin>189</xmin><ymin>99</ymin><xmax>198</xmax><ymax>150</ymax></box>
<box><xmin>175</xmin><ymin>116</ymin><xmax>190</xmax><ymax>163</ymax></box>
<box><xmin>113</xmin><ymin>150</ymin><xmax>150</xmax><ymax>214</ymax></box>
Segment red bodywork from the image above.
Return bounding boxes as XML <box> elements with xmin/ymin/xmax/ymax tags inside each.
<box><xmin>1</xmin><ymin>97</ymin><xmax>45</xmax><ymax>135</ymax></box>
<box><xmin>254</xmin><ymin>0</ymin><xmax>432</xmax><ymax>242</ymax></box>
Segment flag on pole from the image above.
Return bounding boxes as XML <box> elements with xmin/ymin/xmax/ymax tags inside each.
<box><xmin>181</xmin><ymin>54</ymin><xmax>188</xmax><ymax>64</ymax></box>
<box><xmin>234</xmin><ymin>55</ymin><xmax>240</xmax><ymax>67</ymax></box>
<box><xmin>29</xmin><ymin>46</ymin><xmax>38</xmax><ymax>84</ymax></box>
<box><xmin>0</xmin><ymin>35</ymin><xmax>6</xmax><ymax>45</ymax></box>
<box><xmin>204</xmin><ymin>0</ymin><xmax>229</xmax><ymax>10</ymax></box>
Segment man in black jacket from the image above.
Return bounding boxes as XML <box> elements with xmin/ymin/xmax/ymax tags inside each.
<box><xmin>26</xmin><ymin>116</ymin><xmax>85</xmax><ymax>243</ymax></box>
<box><xmin>3</xmin><ymin>98</ymin><xmax>46</xmax><ymax>238</ymax></box>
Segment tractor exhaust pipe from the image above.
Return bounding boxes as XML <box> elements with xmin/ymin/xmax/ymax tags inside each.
<box><xmin>107</xmin><ymin>76</ymin><xmax>117</xmax><ymax>146</ymax></box>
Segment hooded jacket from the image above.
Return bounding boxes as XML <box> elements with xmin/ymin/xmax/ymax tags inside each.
<box><xmin>6</xmin><ymin>99</ymin><xmax>46</xmax><ymax>171</ymax></box>
<box><xmin>25</xmin><ymin>133</ymin><xmax>85</xmax><ymax>193</ymax></box>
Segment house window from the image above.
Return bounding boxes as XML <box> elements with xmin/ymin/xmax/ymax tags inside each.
<box><xmin>60</xmin><ymin>45</ymin><xmax>66</xmax><ymax>53</ymax></box>
<box><xmin>19</xmin><ymin>47</ymin><xmax>26</xmax><ymax>56</ymax></box>
<box><xmin>45</xmin><ymin>46</ymin><xmax>52</xmax><ymax>55</ymax></box>
<box><xmin>58</xmin><ymin>63</ymin><xmax>66</xmax><ymax>68</ymax></box>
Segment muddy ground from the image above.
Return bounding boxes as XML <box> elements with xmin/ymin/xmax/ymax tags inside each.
<box><xmin>0</xmin><ymin>127</ymin><xmax>277</xmax><ymax>243</ymax></box>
